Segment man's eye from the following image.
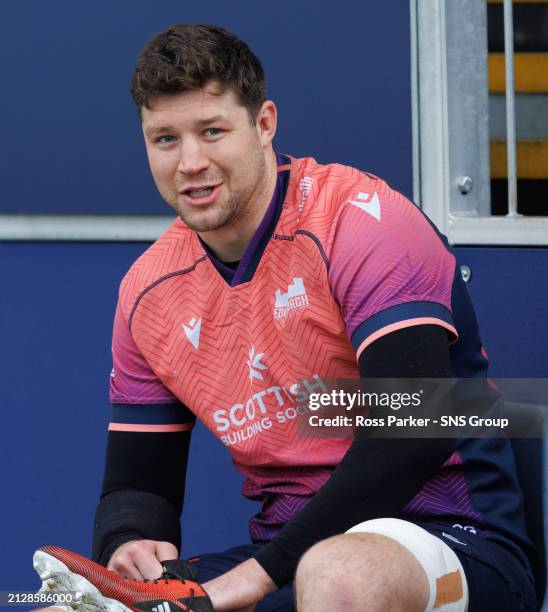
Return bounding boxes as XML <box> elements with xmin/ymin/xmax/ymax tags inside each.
<box><xmin>204</xmin><ymin>128</ymin><xmax>222</xmax><ymax>137</ymax></box>
<box><xmin>157</xmin><ymin>135</ymin><xmax>176</xmax><ymax>144</ymax></box>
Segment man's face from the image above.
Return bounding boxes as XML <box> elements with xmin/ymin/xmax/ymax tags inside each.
<box><xmin>141</xmin><ymin>83</ymin><xmax>274</xmax><ymax>234</ymax></box>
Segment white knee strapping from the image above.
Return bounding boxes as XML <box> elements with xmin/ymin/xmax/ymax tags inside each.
<box><xmin>346</xmin><ymin>518</ymin><xmax>469</xmax><ymax>612</ymax></box>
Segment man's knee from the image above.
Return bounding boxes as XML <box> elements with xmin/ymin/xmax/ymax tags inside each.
<box><xmin>295</xmin><ymin>534</ymin><xmax>379</xmax><ymax>609</ymax></box>
<box><xmin>297</xmin><ymin>533</ymin><xmax>383</xmax><ymax>579</ymax></box>
<box><xmin>295</xmin><ymin>532</ymin><xmax>429</xmax><ymax>611</ymax></box>
<box><xmin>296</xmin><ymin>534</ymin><xmax>353</xmax><ymax>587</ymax></box>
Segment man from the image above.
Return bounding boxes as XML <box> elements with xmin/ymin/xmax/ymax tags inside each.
<box><xmin>36</xmin><ymin>24</ymin><xmax>536</xmax><ymax>611</ymax></box>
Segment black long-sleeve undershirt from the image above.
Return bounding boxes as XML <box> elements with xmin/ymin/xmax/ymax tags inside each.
<box><xmin>92</xmin><ymin>423</ymin><xmax>191</xmax><ymax>565</ymax></box>
<box><xmin>93</xmin><ymin>324</ymin><xmax>454</xmax><ymax>586</ymax></box>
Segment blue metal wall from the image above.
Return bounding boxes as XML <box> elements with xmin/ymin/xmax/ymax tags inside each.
<box><xmin>0</xmin><ymin>0</ymin><xmax>412</xmax><ymax>215</ymax></box>
<box><xmin>456</xmin><ymin>247</ymin><xmax>548</xmax><ymax>379</ymax></box>
<box><xmin>1</xmin><ymin>0</ymin><xmax>546</xmax><ymax>596</ymax></box>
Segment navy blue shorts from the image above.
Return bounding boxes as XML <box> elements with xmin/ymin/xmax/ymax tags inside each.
<box><xmin>187</xmin><ymin>523</ymin><xmax>537</xmax><ymax>612</ymax></box>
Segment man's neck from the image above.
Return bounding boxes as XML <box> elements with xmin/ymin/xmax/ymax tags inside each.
<box><xmin>198</xmin><ymin>148</ymin><xmax>278</xmax><ymax>262</ymax></box>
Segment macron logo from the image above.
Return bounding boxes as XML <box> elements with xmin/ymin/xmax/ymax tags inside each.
<box><xmin>151</xmin><ymin>603</ymin><xmax>171</xmax><ymax>612</ymax></box>
<box><xmin>182</xmin><ymin>317</ymin><xmax>201</xmax><ymax>350</ymax></box>
<box><xmin>274</xmin><ymin>278</ymin><xmax>309</xmax><ymax>320</ymax></box>
<box><xmin>348</xmin><ymin>191</ymin><xmax>381</xmax><ymax>221</ymax></box>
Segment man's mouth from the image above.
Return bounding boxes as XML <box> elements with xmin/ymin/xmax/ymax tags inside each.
<box><xmin>182</xmin><ymin>184</ymin><xmax>222</xmax><ymax>199</ymax></box>
<box><xmin>179</xmin><ymin>183</ymin><xmax>223</xmax><ymax>206</ymax></box>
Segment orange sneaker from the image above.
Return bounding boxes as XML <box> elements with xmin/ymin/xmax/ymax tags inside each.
<box><xmin>33</xmin><ymin>545</ymin><xmax>213</xmax><ymax>611</ymax></box>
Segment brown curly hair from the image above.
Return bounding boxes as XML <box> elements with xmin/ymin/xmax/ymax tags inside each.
<box><xmin>131</xmin><ymin>24</ymin><xmax>266</xmax><ymax>123</ymax></box>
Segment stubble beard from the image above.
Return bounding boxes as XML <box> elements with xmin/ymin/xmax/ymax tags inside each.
<box><xmin>178</xmin><ymin>188</ymin><xmax>239</xmax><ymax>232</ymax></box>
<box><xmin>175</xmin><ymin>141</ymin><xmax>267</xmax><ymax>233</ymax></box>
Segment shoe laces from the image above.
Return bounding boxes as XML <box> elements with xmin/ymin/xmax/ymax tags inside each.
<box><xmin>138</xmin><ymin>577</ymin><xmax>173</xmax><ymax>585</ymax></box>
<box><xmin>128</xmin><ymin>573</ymin><xmax>183</xmax><ymax>585</ymax></box>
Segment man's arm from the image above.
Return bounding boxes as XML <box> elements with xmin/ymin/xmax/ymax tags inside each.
<box><xmin>253</xmin><ymin>324</ymin><xmax>454</xmax><ymax>586</ymax></box>
<box><xmin>98</xmin><ymin>295</ymin><xmax>196</xmax><ymax>578</ymax></box>
<box><xmin>203</xmin><ymin>324</ymin><xmax>455</xmax><ymax>609</ymax></box>
<box><xmin>93</xmin><ymin>413</ymin><xmax>192</xmax><ymax>578</ymax></box>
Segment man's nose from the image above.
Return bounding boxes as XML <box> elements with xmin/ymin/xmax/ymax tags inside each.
<box><xmin>177</xmin><ymin>140</ymin><xmax>210</xmax><ymax>175</ymax></box>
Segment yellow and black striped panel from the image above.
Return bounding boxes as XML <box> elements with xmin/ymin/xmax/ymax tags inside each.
<box><xmin>491</xmin><ymin>141</ymin><xmax>548</xmax><ymax>179</ymax></box>
<box><xmin>487</xmin><ymin>0</ymin><xmax>548</xmax><ymax>208</ymax></box>
<box><xmin>489</xmin><ymin>53</ymin><xmax>548</xmax><ymax>92</ymax></box>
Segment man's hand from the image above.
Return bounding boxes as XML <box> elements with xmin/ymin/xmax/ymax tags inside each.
<box><xmin>107</xmin><ymin>539</ymin><xmax>178</xmax><ymax>579</ymax></box>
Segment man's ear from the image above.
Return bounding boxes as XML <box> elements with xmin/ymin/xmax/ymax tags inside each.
<box><xmin>255</xmin><ymin>100</ymin><xmax>277</xmax><ymax>148</ymax></box>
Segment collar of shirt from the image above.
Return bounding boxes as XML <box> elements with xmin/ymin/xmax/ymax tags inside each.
<box><xmin>199</xmin><ymin>151</ymin><xmax>290</xmax><ymax>286</ymax></box>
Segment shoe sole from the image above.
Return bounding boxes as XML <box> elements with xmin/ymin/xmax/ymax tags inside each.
<box><xmin>33</xmin><ymin>550</ymin><xmax>132</xmax><ymax>612</ymax></box>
